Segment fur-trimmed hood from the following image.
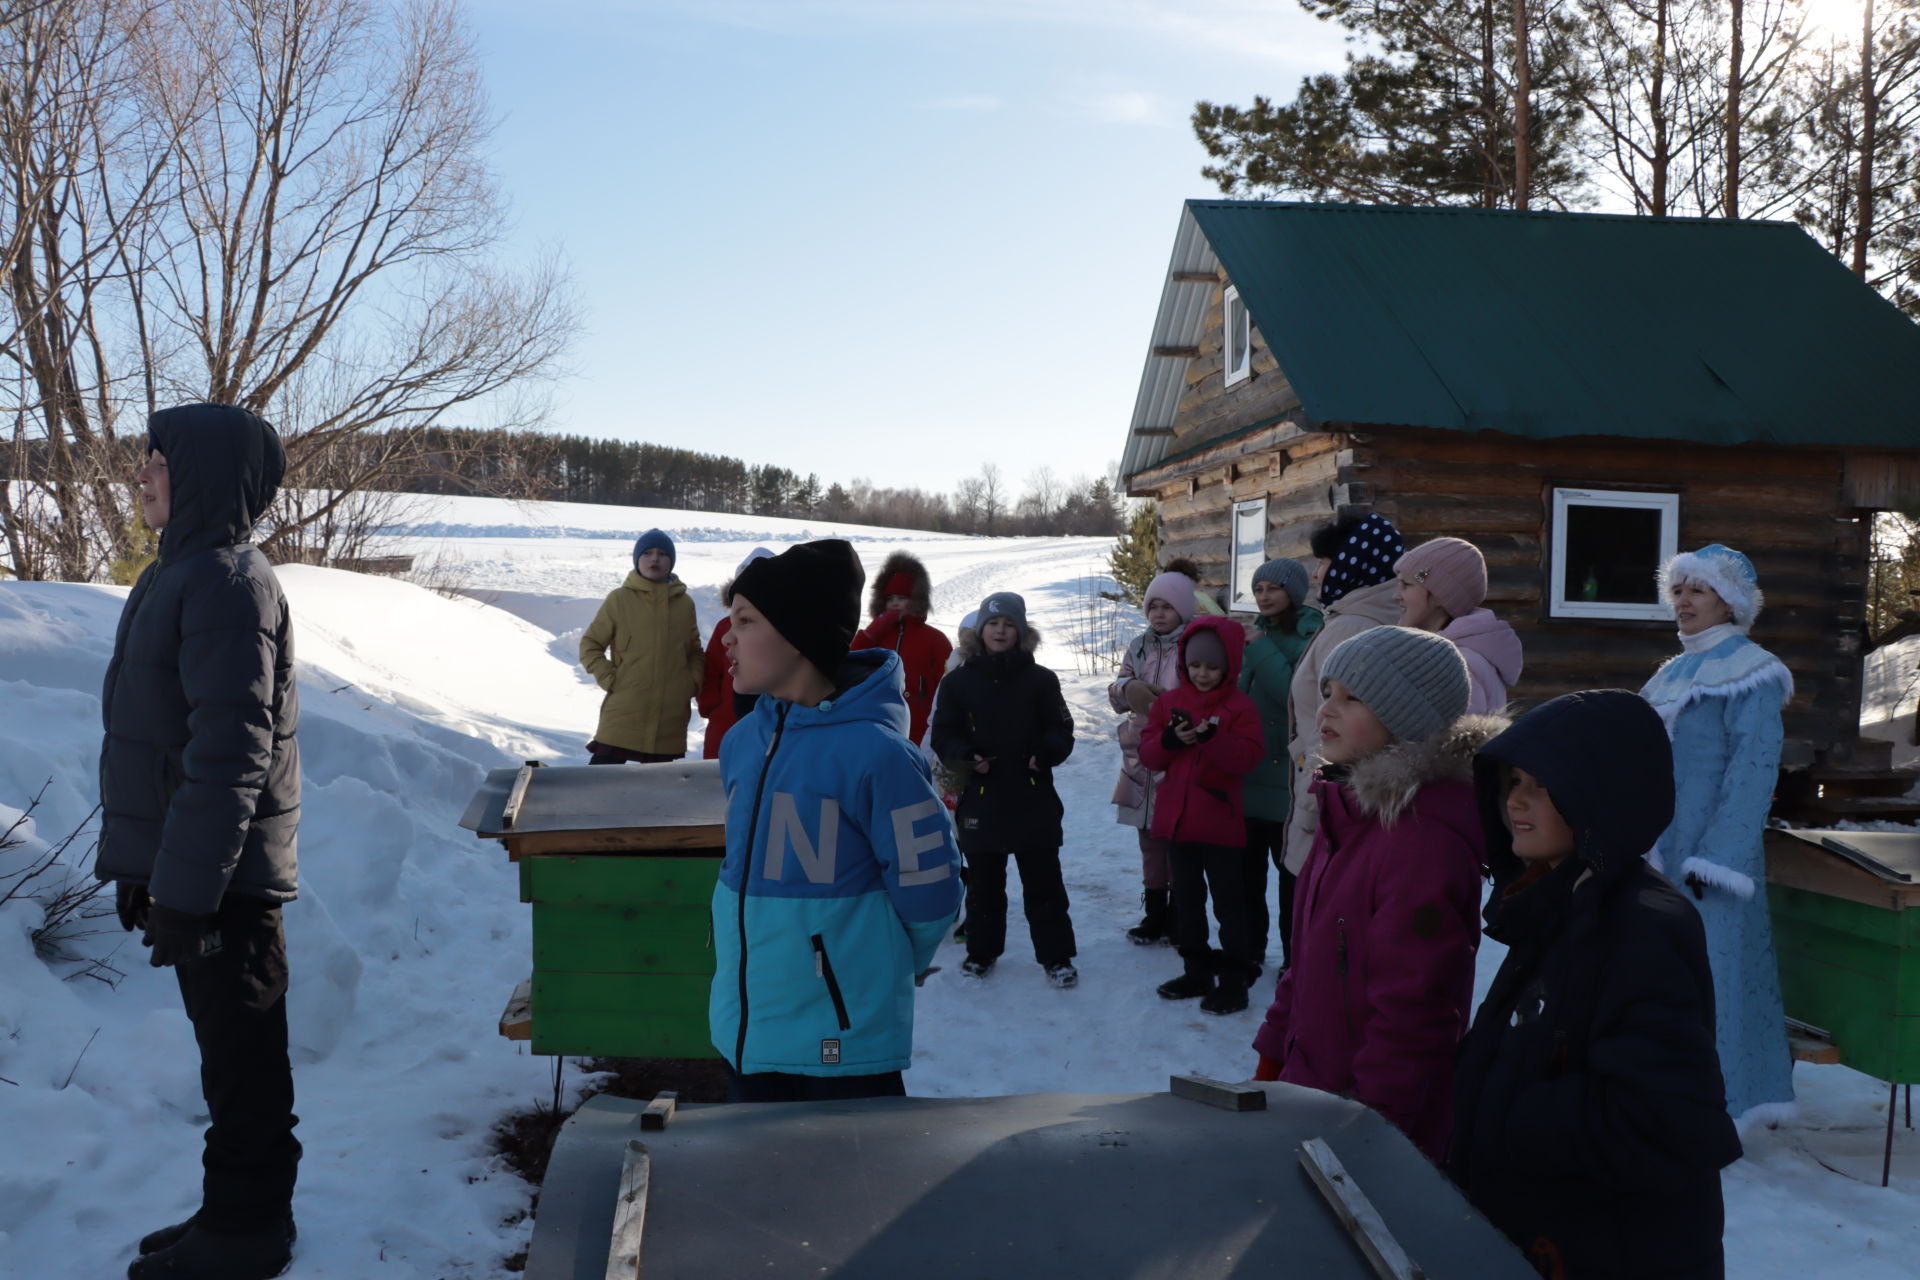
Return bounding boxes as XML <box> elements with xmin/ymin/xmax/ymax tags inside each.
<box><xmin>957</xmin><ymin>623</ymin><xmax>1042</xmax><ymax>663</ymax></box>
<box><xmin>1333</xmin><ymin>714</ymin><xmax>1510</xmax><ymax>827</ymax></box>
<box><xmin>868</xmin><ymin>550</ymin><xmax>933</xmax><ymax>619</ymax></box>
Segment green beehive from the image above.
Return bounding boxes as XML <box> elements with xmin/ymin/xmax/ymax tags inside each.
<box><xmin>463</xmin><ymin>760</ymin><xmax>726</xmax><ymax>1060</ymax></box>
<box><xmin>1766</xmin><ymin>829</ymin><xmax>1920</xmax><ymax>1085</ymax></box>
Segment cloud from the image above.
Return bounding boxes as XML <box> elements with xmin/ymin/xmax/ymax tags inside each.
<box><xmin>920</xmin><ymin>94</ymin><xmax>1004</xmax><ymax>112</ymax></box>
<box><xmin>1078</xmin><ymin>89</ymin><xmax>1165</xmax><ymax>126</ymax></box>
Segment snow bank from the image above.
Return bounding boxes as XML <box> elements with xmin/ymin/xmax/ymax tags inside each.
<box><xmin>3</xmin><ymin>495</ymin><xmax>1916</xmax><ymax>1277</ymax></box>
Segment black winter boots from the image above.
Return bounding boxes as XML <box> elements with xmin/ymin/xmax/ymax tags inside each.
<box><xmin>1201</xmin><ymin>977</ymin><xmax>1250</xmax><ymax>1015</ymax></box>
<box><xmin>1156</xmin><ymin>950</ymin><xmax>1214</xmax><ymax>1001</ymax></box>
<box><xmin>1126</xmin><ymin>889</ymin><xmax>1174</xmax><ymax>945</ymax></box>
<box><xmin>129</xmin><ymin>1220</ymin><xmax>294</xmax><ymax>1280</ymax></box>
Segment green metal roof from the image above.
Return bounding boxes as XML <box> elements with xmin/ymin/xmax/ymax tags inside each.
<box><xmin>1186</xmin><ymin>200</ymin><xmax>1920</xmax><ymax>448</ymax></box>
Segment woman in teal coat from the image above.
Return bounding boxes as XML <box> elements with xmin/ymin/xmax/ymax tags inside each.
<box><xmin>1641</xmin><ymin>544</ymin><xmax>1796</xmax><ymax>1130</ymax></box>
<box><xmin>1238</xmin><ymin>557</ymin><xmax>1322</xmax><ymax>973</ymax></box>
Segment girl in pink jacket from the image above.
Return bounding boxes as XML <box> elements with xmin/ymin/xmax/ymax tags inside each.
<box><xmin>1251</xmin><ymin>625</ymin><xmax>1504</xmax><ymax>1161</ymax></box>
<box><xmin>1139</xmin><ymin>615</ymin><xmax>1265</xmax><ymax>1014</ymax></box>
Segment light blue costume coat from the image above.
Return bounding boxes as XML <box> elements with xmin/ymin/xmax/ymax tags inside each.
<box><xmin>710</xmin><ymin>649</ymin><xmax>961</xmax><ymax>1076</ymax></box>
<box><xmin>1642</xmin><ymin>626</ymin><xmax>1796</xmax><ymax>1126</ymax></box>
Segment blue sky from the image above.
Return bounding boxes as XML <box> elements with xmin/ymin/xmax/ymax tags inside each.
<box><xmin>461</xmin><ymin>0</ymin><xmax>1344</xmax><ymax>494</ymax></box>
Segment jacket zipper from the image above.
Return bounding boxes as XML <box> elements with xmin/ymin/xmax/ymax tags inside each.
<box><xmin>735</xmin><ymin>703</ymin><xmax>790</xmax><ymax>1069</ymax></box>
<box><xmin>1336</xmin><ymin>918</ymin><xmax>1356</xmax><ymax>1043</ymax></box>
<box><xmin>811</xmin><ymin>933</ymin><xmax>852</xmax><ymax>1031</ymax></box>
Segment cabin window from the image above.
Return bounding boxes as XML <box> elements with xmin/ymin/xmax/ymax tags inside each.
<box><xmin>1228</xmin><ymin>498</ymin><xmax>1267</xmax><ymax>611</ymax></box>
<box><xmin>1547</xmin><ymin>488</ymin><xmax>1680</xmax><ymax>622</ymax></box>
<box><xmin>1224</xmin><ymin>286</ymin><xmax>1251</xmax><ymax>386</ymax></box>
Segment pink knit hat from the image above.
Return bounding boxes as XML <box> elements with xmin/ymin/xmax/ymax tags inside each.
<box><xmin>1394</xmin><ymin>537</ymin><xmax>1488</xmax><ymax>619</ymax></box>
<box><xmin>1143</xmin><ymin>570</ymin><xmax>1197</xmax><ymax>623</ymax></box>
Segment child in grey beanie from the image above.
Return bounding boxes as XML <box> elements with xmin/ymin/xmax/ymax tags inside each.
<box><xmin>1319</xmin><ymin>626</ymin><xmax>1470</xmax><ymax>745</ymax></box>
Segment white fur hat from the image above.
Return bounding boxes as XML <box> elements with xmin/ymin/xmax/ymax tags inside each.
<box><xmin>1658</xmin><ymin>544</ymin><xmax>1764</xmax><ymax>631</ymax></box>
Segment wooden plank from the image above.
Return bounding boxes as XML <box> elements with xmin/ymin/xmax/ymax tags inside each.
<box><xmin>641</xmin><ymin>1091</ymin><xmax>679</xmax><ymax>1131</ymax></box>
<box><xmin>604</xmin><ymin>1139</ymin><xmax>651</xmax><ymax>1280</ymax></box>
<box><xmin>1153</xmin><ymin>345</ymin><xmax>1201</xmax><ymax>358</ymax></box>
<box><xmin>1788</xmin><ymin>1026</ymin><xmax>1843</xmax><ymax>1065</ymax></box>
<box><xmin>1169</xmin><ymin>1073</ymin><xmax>1267</xmax><ymax>1112</ymax></box>
<box><xmin>1171</xmin><ymin>269</ymin><xmax>1220</xmax><ymax>282</ymax></box>
<box><xmin>500</xmin><ymin>763</ymin><xmax>537</xmax><ymax>830</ymax></box>
<box><xmin>505</xmin><ymin>824</ymin><xmax>726</xmax><ymax>859</ymax></box>
<box><xmin>500</xmin><ymin>978</ymin><xmax>532</xmax><ymax>1042</ymax></box>
<box><xmin>1297</xmin><ymin>1137</ymin><xmax>1422</xmax><ymax>1280</ymax></box>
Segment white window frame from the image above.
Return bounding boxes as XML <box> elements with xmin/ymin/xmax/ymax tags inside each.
<box><xmin>1229</xmin><ymin>498</ymin><xmax>1268</xmax><ymax>612</ymax></box>
<box><xmin>1547</xmin><ymin>487</ymin><xmax>1681</xmax><ymax>621</ymax></box>
<box><xmin>1223</xmin><ymin>285</ymin><xmax>1251</xmax><ymax>386</ymax></box>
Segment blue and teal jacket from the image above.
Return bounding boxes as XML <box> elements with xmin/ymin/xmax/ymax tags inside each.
<box><xmin>710</xmin><ymin>649</ymin><xmax>961</xmax><ymax>1076</ymax></box>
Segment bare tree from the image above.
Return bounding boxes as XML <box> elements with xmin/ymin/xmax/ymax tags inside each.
<box><xmin>978</xmin><ymin>463</ymin><xmax>1003</xmax><ymax>535</ymax></box>
<box><xmin>0</xmin><ymin>0</ymin><xmax>577</xmax><ymax>580</ymax></box>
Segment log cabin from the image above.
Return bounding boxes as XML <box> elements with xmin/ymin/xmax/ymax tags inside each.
<box><xmin>1119</xmin><ymin>201</ymin><xmax>1920</xmax><ymax>803</ymax></box>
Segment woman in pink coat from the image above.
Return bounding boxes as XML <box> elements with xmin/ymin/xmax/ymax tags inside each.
<box><xmin>1252</xmin><ymin>625</ymin><xmax>1504</xmax><ymax>1161</ymax></box>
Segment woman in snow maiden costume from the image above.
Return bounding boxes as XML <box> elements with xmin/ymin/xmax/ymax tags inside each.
<box><xmin>1450</xmin><ymin>691</ymin><xmax>1741</xmax><ymax>1280</ymax></box>
<box><xmin>711</xmin><ymin>540</ymin><xmax>962</xmax><ymax>1102</ymax></box>
<box><xmin>1238</xmin><ymin>555</ymin><xmax>1322</xmax><ymax>971</ymax></box>
<box><xmin>1252</xmin><ymin>625</ymin><xmax>1500</xmax><ymax>1161</ymax></box>
<box><xmin>1108</xmin><ymin>570</ymin><xmax>1198</xmax><ymax>944</ymax></box>
<box><xmin>1639</xmin><ymin>544</ymin><xmax>1796</xmax><ymax>1128</ymax></box>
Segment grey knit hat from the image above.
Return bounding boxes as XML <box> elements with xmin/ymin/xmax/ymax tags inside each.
<box><xmin>979</xmin><ymin>591</ymin><xmax>1028</xmax><ymax>639</ymax></box>
<box><xmin>1320</xmin><ymin>625</ymin><xmax>1470</xmax><ymax>743</ymax></box>
<box><xmin>1252</xmin><ymin>557</ymin><xmax>1310</xmax><ymax>607</ymax></box>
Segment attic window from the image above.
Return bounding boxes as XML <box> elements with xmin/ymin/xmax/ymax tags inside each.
<box><xmin>1224</xmin><ymin>286</ymin><xmax>1251</xmax><ymax>386</ymax></box>
<box><xmin>1547</xmin><ymin>488</ymin><xmax>1680</xmax><ymax>622</ymax></box>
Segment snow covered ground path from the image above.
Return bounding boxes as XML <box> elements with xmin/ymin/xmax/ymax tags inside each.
<box><xmin>1</xmin><ymin>494</ymin><xmax>1917</xmax><ymax>1278</ymax></box>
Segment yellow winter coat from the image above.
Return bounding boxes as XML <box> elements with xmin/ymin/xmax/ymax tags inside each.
<box><xmin>578</xmin><ymin>572</ymin><xmax>703</xmax><ymax>755</ymax></box>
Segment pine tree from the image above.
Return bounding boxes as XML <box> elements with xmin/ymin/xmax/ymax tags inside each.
<box><xmin>1105</xmin><ymin>503</ymin><xmax>1160</xmax><ymax>607</ymax></box>
<box><xmin>108</xmin><ymin>516</ymin><xmax>158</xmax><ymax>586</ymax></box>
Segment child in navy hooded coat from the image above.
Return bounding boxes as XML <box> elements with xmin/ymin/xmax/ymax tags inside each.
<box><xmin>1450</xmin><ymin>690</ymin><xmax>1741</xmax><ymax>1279</ymax></box>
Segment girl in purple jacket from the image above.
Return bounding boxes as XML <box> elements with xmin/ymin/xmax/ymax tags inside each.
<box><xmin>1251</xmin><ymin>626</ymin><xmax>1505</xmax><ymax>1162</ymax></box>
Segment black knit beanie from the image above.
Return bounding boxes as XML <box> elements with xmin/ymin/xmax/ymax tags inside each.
<box><xmin>730</xmin><ymin>539</ymin><xmax>866</xmax><ymax>678</ymax></box>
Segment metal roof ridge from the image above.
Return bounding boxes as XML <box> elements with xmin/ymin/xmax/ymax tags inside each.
<box><xmin>1181</xmin><ymin>197</ymin><xmax>1802</xmax><ymax>231</ymax></box>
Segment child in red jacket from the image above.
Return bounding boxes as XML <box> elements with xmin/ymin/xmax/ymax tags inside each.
<box><xmin>1138</xmin><ymin>615</ymin><xmax>1265</xmax><ymax>1014</ymax></box>
<box><xmin>1250</xmin><ymin>625</ymin><xmax>1502</xmax><ymax>1162</ymax></box>
<box><xmin>851</xmin><ymin>551</ymin><xmax>952</xmax><ymax>745</ymax></box>
<box><xmin>698</xmin><ymin>547</ymin><xmax>774</xmax><ymax>759</ymax></box>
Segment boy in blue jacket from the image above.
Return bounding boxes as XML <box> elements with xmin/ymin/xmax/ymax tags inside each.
<box><xmin>711</xmin><ymin>539</ymin><xmax>962</xmax><ymax>1102</ymax></box>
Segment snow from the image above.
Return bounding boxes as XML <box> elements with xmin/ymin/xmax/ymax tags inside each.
<box><xmin>2</xmin><ymin>495</ymin><xmax>1918</xmax><ymax>1277</ymax></box>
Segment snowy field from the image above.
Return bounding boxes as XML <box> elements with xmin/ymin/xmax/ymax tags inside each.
<box><xmin>1</xmin><ymin>492</ymin><xmax>1918</xmax><ymax>1277</ymax></box>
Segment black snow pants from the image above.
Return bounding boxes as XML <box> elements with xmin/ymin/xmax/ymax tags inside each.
<box><xmin>1171</xmin><ymin>840</ymin><xmax>1257</xmax><ymax>983</ymax></box>
<box><xmin>962</xmin><ymin>848</ymin><xmax>1076</xmax><ymax>969</ymax></box>
<box><xmin>175</xmin><ymin>895</ymin><xmax>301</xmax><ymax>1233</ymax></box>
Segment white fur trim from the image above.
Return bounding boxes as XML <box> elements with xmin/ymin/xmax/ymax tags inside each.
<box><xmin>1643</xmin><ymin>653</ymin><xmax>1792</xmax><ymax>732</ymax></box>
<box><xmin>1733</xmin><ymin>1100</ymin><xmax>1800</xmax><ymax>1135</ymax></box>
<box><xmin>1645</xmin><ymin>844</ymin><xmax>1666</xmax><ymax>873</ymax></box>
<box><xmin>1660</xmin><ymin>551</ymin><xmax>1763</xmax><ymax>629</ymax></box>
<box><xmin>1678</xmin><ymin>856</ymin><xmax>1757</xmax><ymax>900</ymax></box>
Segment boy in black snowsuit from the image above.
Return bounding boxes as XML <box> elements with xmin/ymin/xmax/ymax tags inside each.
<box><xmin>1449</xmin><ymin>690</ymin><xmax>1742</xmax><ymax>1280</ymax></box>
<box><xmin>930</xmin><ymin>592</ymin><xmax>1079</xmax><ymax>987</ymax></box>
<box><xmin>100</xmin><ymin>404</ymin><xmax>302</xmax><ymax>1280</ymax></box>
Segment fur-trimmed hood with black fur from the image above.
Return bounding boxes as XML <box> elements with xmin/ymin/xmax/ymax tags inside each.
<box><xmin>868</xmin><ymin>550</ymin><xmax>933</xmax><ymax>620</ymax></box>
<box><xmin>1325</xmin><ymin>714</ymin><xmax>1510</xmax><ymax>829</ymax></box>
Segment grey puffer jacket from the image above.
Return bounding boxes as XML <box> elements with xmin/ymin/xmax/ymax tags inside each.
<box><xmin>96</xmin><ymin>403</ymin><xmax>301</xmax><ymax>914</ymax></box>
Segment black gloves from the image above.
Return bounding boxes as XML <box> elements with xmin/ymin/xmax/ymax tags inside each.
<box><xmin>144</xmin><ymin>904</ymin><xmax>219</xmax><ymax>968</ymax></box>
<box><xmin>115</xmin><ymin>881</ymin><xmax>150</xmax><ymax>932</ymax></box>
<box><xmin>1683</xmin><ymin>872</ymin><xmax>1705</xmax><ymax>900</ymax></box>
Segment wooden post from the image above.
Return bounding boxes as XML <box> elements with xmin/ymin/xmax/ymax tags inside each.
<box><xmin>641</xmin><ymin>1091</ymin><xmax>678</xmax><ymax>1131</ymax></box>
<box><xmin>605</xmin><ymin>1139</ymin><xmax>651</xmax><ymax>1280</ymax></box>
<box><xmin>500</xmin><ymin>763</ymin><xmax>536</xmax><ymax>830</ymax></box>
<box><xmin>1169</xmin><ymin>1073</ymin><xmax>1267</xmax><ymax>1112</ymax></box>
<box><xmin>1298</xmin><ymin>1137</ymin><xmax>1425</xmax><ymax>1280</ymax></box>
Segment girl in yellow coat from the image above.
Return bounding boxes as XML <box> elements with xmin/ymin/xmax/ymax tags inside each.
<box><xmin>578</xmin><ymin>528</ymin><xmax>703</xmax><ymax>762</ymax></box>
